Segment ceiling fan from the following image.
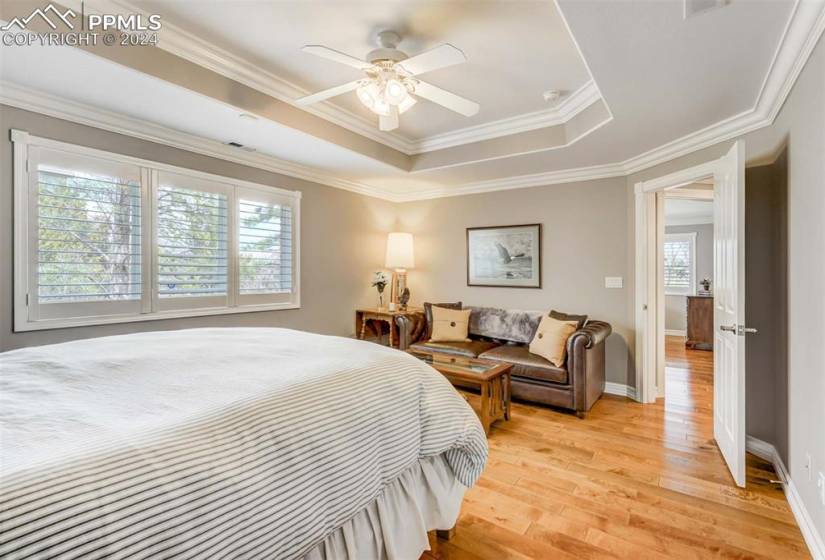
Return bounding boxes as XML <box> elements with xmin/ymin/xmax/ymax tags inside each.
<box><xmin>295</xmin><ymin>30</ymin><xmax>480</xmax><ymax>132</ymax></box>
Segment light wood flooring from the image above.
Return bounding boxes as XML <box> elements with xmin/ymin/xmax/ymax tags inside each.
<box><xmin>426</xmin><ymin>335</ymin><xmax>810</xmax><ymax>559</ymax></box>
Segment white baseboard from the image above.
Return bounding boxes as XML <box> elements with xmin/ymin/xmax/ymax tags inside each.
<box><xmin>665</xmin><ymin>329</ymin><xmax>686</xmax><ymax>337</ymax></box>
<box><xmin>604</xmin><ymin>382</ymin><xmax>638</xmax><ymax>401</ymax></box>
<box><xmin>746</xmin><ymin>436</ymin><xmax>825</xmax><ymax>560</ymax></box>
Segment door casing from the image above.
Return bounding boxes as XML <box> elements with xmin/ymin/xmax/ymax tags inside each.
<box><xmin>634</xmin><ymin>159</ymin><xmax>719</xmax><ymax>403</ymax></box>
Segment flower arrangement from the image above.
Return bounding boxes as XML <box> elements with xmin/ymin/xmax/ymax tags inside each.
<box><xmin>372</xmin><ymin>271</ymin><xmax>390</xmax><ymax>307</ymax></box>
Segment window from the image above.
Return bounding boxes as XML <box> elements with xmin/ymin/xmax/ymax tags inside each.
<box><xmin>663</xmin><ymin>232</ymin><xmax>696</xmax><ymax>296</ymax></box>
<box><xmin>155</xmin><ymin>172</ymin><xmax>231</xmax><ymax>311</ymax></box>
<box><xmin>237</xmin><ymin>188</ymin><xmax>294</xmax><ymax>305</ymax></box>
<box><xmin>13</xmin><ymin>130</ymin><xmax>300</xmax><ymax>331</ymax></box>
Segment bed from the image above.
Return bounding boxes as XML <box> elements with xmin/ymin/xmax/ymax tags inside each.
<box><xmin>0</xmin><ymin>328</ymin><xmax>487</xmax><ymax>559</ymax></box>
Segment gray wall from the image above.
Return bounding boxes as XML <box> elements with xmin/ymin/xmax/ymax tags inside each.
<box><xmin>0</xmin><ymin>105</ymin><xmax>395</xmax><ymax>351</ymax></box>
<box><xmin>396</xmin><ymin>177</ymin><xmax>634</xmax><ymax>387</ymax></box>
<box><xmin>745</xmin><ymin>160</ymin><xmax>788</xmax><ymax>459</ymax></box>
<box><xmin>626</xmin><ymin>34</ymin><xmax>824</xmax><ymax>535</ymax></box>
<box><xmin>664</xmin><ymin>223</ymin><xmax>714</xmax><ymax>332</ymax></box>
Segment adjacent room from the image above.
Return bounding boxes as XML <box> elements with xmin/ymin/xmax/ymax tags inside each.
<box><xmin>663</xmin><ymin>189</ymin><xmax>715</xmax><ymax>417</ymax></box>
<box><xmin>1</xmin><ymin>1</ymin><xmax>823</xmax><ymax>559</ymax></box>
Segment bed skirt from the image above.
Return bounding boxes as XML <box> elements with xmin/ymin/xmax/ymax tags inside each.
<box><xmin>303</xmin><ymin>454</ymin><xmax>466</xmax><ymax>560</ymax></box>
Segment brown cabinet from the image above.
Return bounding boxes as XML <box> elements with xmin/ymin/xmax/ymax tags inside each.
<box><xmin>686</xmin><ymin>295</ymin><xmax>713</xmax><ymax>350</ymax></box>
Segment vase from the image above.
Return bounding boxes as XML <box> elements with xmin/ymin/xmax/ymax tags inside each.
<box><xmin>378</xmin><ymin>292</ymin><xmax>384</xmax><ymax>309</ymax></box>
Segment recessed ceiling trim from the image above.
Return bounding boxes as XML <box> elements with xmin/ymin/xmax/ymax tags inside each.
<box><xmin>0</xmin><ymin>81</ymin><xmax>395</xmax><ymax>201</ymax></box>
<box><xmin>392</xmin><ymin>161</ymin><xmax>627</xmax><ymax>202</ymax></box>
<box><xmin>408</xmin><ymin>99</ymin><xmax>613</xmax><ymax>173</ymax></box>
<box><xmin>3</xmin><ymin>0</ymin><xmax>821</xmax><ymax>203</ymax></box>
<box><xmin>58</xmin><ymin>0</ymin><xmax>413</xmax><ymax>154</ymax></box>
<box><xmin>622</xmin><ymin>0</ymin><xmax>824</xmax><ymax>175</ymax></box>
<box><xmin>69</xmin><ymin>0</ymin><xmax>604</xmax><ymax>156</ymax></box>
<box><xmin>409</xmin><ymin>80</ymin><xmax>602</xmax><ymax>153</ymax></box>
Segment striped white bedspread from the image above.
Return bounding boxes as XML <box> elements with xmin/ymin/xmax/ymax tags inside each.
<box><xmin>0</xmin><ymin>328</ymin><xmax>487</xmax><ymax>559</ymax></box>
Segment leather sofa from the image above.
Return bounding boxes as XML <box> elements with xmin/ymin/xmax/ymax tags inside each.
<box><xmin>397</xmin><ymin>304</ymin><xmax>612</xmax><ymax>417</ymax></box>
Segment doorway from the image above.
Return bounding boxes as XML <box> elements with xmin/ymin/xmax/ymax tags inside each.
<box><xmin>634</xmin><ymin>140</ymin><xmax>748</xmax><ymax>486</ymax></box>
<box><xmin>661</xmin><ymin>186</ymin><xmax>714</xmax><ymax>416</ymax></box>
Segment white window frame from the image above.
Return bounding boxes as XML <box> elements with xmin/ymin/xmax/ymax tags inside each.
<box><xmin>13</xmin><ymin>129</ymin><xmax>301</xmax><ymax>332</ymax></box>
<box><xmin>663</xmin><ymin>231</ymin><xmax>697</xmax><ymax>296</ymax></box>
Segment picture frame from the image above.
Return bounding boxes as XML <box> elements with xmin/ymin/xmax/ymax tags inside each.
<box><xmin>466</xmin><ymin>224</ymin><xmax>542</xmax><ymax>288</ymax></box>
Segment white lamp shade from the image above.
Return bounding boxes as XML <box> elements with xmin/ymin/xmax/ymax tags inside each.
<box><xmin>385</xmin><ymin>232</ymin><xmax>415</xmax><ymax>270</ymax></box>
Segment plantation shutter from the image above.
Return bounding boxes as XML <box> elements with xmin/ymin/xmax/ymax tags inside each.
<box><xmin>236</xmin><ymin>186</ymin><xmax>297</xmax><ymax>306</ymax></box>
<box><xmin>15</xmin><ymin>132</ymin><xmax>301</xmax><ymax>331</ymax></box>
<box><xmin>155</xmin><ymin>171</ymin><xmax>231</xmax><ymax>311</ymax></box>
<box><xmin>664</xmin><ymin>233</ymin><xmax>695</xmax><ymax>295</ymax></box>
<box><xmin>32</xmin><ymin>148</ymin><xmax>144</xmax><ymax>321</ymax></box>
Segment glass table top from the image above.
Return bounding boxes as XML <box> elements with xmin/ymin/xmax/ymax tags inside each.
<box><xmin>408</xmin><ymin>350</ymin><xmax>505</xmax><ymax>377</ymax></box>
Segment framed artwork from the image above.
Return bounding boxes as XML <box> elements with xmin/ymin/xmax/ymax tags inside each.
<box><xmin>466</xmin><ymin>224</ymin><xmax>542</xmax><ymax>288</ymax></box>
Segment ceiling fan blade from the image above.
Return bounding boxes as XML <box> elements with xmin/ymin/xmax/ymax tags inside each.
<box><xmin>379</xmin><ymin>106</ymin><xmax>399</xmax><ymax>131</ymax></box>
<box><xmin>398</xmin><ymin>44</ymin><xmax>467</xmax><ymax>76</ymax></box>
<box><xmin>302</xmin><ymin>45</ymin><xmax>372</xmax><ymax>70</ymax></box>
<box><xmin>295</xmin><ymin>80</ymin><xmax>361</xmax><ymax>106</ymax></box>
<box><xmin>413</xmin><ymin>81</ymin><xmax>479</xmax><ymax>117</ymax></box>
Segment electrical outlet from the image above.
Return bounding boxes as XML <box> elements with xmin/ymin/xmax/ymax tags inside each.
<box><xmin>817</xmin><ymin>472</ymin><xmax>825</xmax><ymax>507</ymax></box>
<box><xmin>805</xmin><ymin>453</ymin><xmax>813</xmax><ymax>481</ymax></box>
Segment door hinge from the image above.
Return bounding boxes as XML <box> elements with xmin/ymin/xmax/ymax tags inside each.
<box><xmin>25</xmin><ymin>293</ymin><xmax>30</xmax><ymax>306</ymax></box>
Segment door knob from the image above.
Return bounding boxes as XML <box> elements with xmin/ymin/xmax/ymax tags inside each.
<box><xmin>720</xmin><ymin>324</ymin><xmax>758</xmax><ymax>335</ymax></box>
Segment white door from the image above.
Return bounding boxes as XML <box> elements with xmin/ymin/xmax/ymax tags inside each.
<box><xmin>713</xmin><ymin>140</ymin><xmax>748</xmax><ymax>487</ymax></box>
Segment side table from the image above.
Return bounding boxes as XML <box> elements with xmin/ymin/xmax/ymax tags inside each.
<box><xmin>355</xmin><ymin>307</ymin><xmax>423</xmax><ymax>348</ymax></box>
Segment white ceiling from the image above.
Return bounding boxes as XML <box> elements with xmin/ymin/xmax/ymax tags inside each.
<box><xmin>665</xmin><ymin>199</ymin><xmax>714</xmax><ymax>225</ymax></box>
<box><xmin>1</xmin><ymin>0</ymin><xmax>819</xmax><ymax>201</ymax></box>
<box><xmin>135</xmin><ymin>0</ymin><xmax>592</xmax><ymax>140</ymax></box>
<box><xmin>0</xmin><ymin>42</ymin><xmax>438</xmax><ymax>190</ymax></box>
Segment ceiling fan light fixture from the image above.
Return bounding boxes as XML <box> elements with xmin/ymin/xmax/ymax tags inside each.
<box><xmin>372</xmin><ymin>98</ymin><xmax>392</xmax><ymax>116</ymax></box>
<box><xmin>356</xmin><ymin>83</ymin><xmax>378</xmax><ymax>109</ymax></box>
<box><xmin>398</xmin><ymin>94</ymin><xmax>417</xmax><ymax>114</ymax></box>
<box><xmin>384</xmin><ymin>78</ymin><xmax>408</xmax><ymax>105</ymax></box>
<box><xmin>297</xmin><ymin>32</ymin><xmax>478</xmax><ymax>130</ymax></box>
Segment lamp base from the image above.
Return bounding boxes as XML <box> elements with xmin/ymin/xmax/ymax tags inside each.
<box><xmin>390</xmin><ymin>269</ymin><xmax>407</xmax><ymax>308</ymax></box>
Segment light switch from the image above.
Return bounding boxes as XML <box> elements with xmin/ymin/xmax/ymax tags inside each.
<box><xmin>605</xmin><ymin>276</ymin><xmax>623</xmax><ymax>289</ymax></box>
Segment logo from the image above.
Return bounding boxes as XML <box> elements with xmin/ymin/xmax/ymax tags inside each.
<box><xmin>2</xmin><ymin>2</ymin><xmax>161</xmax><ymax>47</ymax></box>
<box><xmin>1</xmin><ymin>3</ymin><xmax>77</xmax><ymax>31</ymax></box>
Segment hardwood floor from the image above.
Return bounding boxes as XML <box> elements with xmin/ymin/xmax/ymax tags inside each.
<box><xmin>426</xmin><ymin>336</ymin><xmax>810</xmax><ymax>559</ymax></box>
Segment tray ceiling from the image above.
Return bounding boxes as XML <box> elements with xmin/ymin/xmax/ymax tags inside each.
<box><xmin>1</xmin><ymin>0</ymin><xmax>820</xmax><ymax>201</ymax></box>
<box><xmin>135</xmin><ymin>0</ymin><xmax>594</xmax><ymax>142</ymax></box>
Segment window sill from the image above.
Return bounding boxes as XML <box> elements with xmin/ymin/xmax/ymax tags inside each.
<box><xmin>14</xmin><ymin>301</ymin><xmax>301</xmax><ymax>332</ymax></box>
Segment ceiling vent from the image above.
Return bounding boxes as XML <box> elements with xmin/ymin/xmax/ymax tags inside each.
<box><xmin>226</xmin><ymin>141</ymin><xmax>256</xmax><ymax>152</ymax></box>
<box><xmin>684</xmin><ymin>0</ymin><xmax>728</xmax><ymax>18</ymax></box>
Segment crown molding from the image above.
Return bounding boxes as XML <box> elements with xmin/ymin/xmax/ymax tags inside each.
<box><xmin>408</xmin><ymin>80</ymin><xmax>601</xmax><ymax>153</ymax></box>
<box><xmin>55</xmin><ymin>0</ymin><xmax>411</xmax><ymax>155</ymax></box>
<box><xmin>0</xmin><ymin>81</ymin><xmax>395</xmax><ymax>201</ymax></box>
<box><xmin>3</xmin><ymin>0</ymin><xmax>822</xmax><ymax>203</ymax></box>
<box><xmin>392</xmin><ymin>161</ymin><xmax>626</xmax><ymax>202</ymax></box>
<box><xmin>621</xmin><ymin>0</ymin><xmax>825</xmax><ymax>176</ymax></box>
<box><xmin>70</xmin><ymin>0</ymin><xmax>603</xmax><ymax>156</ymax></box>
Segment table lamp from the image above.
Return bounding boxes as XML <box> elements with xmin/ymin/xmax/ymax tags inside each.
<box><xmin>384</xmin><ymin>232</ymin><xmax>414</xmax><ymax>310</ymax></box>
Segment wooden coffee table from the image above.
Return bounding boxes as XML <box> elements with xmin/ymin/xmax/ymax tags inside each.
<box><xmin>408</xmin><ymin>350</ymin><xmax>511</xmax><ymax>435</ymax></box>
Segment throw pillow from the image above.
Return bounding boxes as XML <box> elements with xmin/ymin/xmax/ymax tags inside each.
<box><xmin>430</xmin><ymin>306</ymin><xmax>472</xmax><ymax>342</ymax></box>
<box><xmin>549</xmin><ymin>309</ymin><xmax>588</xmax><ymax>330</ymax></box>
<box><xmin>423</xmin><ymin>301</ymin><xmax>462</xmax><ymax>338</ymax></box>
<box><xmin>529</xmin><ymin>315</ymin><xmax>578</xmax><ymax>367</ymax></box>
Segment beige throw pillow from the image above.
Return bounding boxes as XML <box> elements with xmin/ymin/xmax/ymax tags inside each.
<box><xmin>429</xmin><ymin>306</ymin><xmax>472</xmax><ymax>342</ymax></box>
<box><xmin>529</xmin><ymin>315</ymin><xmax>578</xmax><ymax>367</ymax></box>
